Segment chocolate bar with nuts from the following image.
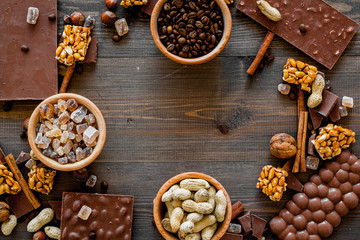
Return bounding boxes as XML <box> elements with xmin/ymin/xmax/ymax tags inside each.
<box><xmin>236</xmin><ymin>0</ymin><xmax>359</xmax><ymax>69</ymax></box>
<box><xmin>61</xmin><ymin>192</ymin><xmax>134</xmax><ymax>240</ymax></box>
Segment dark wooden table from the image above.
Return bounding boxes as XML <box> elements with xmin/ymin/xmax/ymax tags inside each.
<box><xmin>1</xmin><ymin>0</ymin><xmax>360</xmax><ymax>239</ymax></box>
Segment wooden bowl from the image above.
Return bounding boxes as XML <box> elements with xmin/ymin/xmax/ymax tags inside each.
<box><xmin>150</xmin><ymin>0</ymin><xmax>232</xmax><ymax>65</ymax></box>
<box><xmin>28</xmin><ymin>93</ymin><xmax>106</xmax><ymax>171</ymax></box>
<box><xmin>153</xmin><ymin>172</ymin><xmax>232</xmax><ymax>240</ymax></box>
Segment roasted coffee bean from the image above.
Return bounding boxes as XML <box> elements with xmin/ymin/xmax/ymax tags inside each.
<box><xmin>188</xmin><ymin>19</ymin><xmax>195</xmax><ymax>25</ymax></box>
<box><xmin>167</xmin><ymin>43</ymin><xmax>176</xmax><ymax>51</ymax></box>
<box><xmin>197</xmin><ymin>10</ymin><xmax>205</xmax><ymax>18</ymax></box>
<box><xmin>164</xmin><ymin>2</ymin><xmax>171</xmax><ymax>11</ymax></box>
<box><xmin>182</xmin><ymin>13</ymin><xmax>189</xmax><ymax>21</ymax></box>
<box><xmin>170</xmin><ymin>10</ymin><xmax>178</xmax><ymax>17</ymax></box>
<box><xmin>179</xmin><ymin>28</ymin><xmax>187</xmax><ymax>36</ymax></box>
<box><xmin>209</xmin><ymin>12</ymin><xmax>216</xmax><ymax>19</ymax></box>
<box><xmin>210</xmin><ymin>1</ymin><xmax>216</xmax><ymax>9</ymax></box>
<box><xmin>173</xmin><ymin>29</ymin><xmax>179</xmax><ymax>35</ymax></box>
<box><xmin>189</xmin><ymin>1</ymin><xmax>196</xmax><ymax>9</ymax></box>
<box><xmin>195</xmin><ymin>21</ymin><xmax>204</xmax><ymax>28</ymax></box>
<box><xmin>185</xmin><ymin>24</ymin><xmax>194</xmax><ymax>31</ymax></box>
<box><xmin>182</xmin><ymin>45</ymin><xmax>190</xmax><ymax>52</ymax></box>
<box><xmin>189</xmin><ymin>30</ymin><xmax>197</xmax><ymax>38</ymax></box>
<box><xmin>211</xmin><ymin>34</ymin><xmax>216</xmax><ymax>44</ymax></box>
<box><xmin>167</xmin><ymin>26</ymin><xmax>173</xmax><ymax>34</ymax></box>
<box><xmin>179</xmin><ymin>51</ymin><xmax>187</xmax><ymax>57</ymax></box>
<box><xmin>188</xmin><ymin>12</ymin><xmax>197</xmax><ymax>18</ymax></box>
<box><xmin>178</xmin><ymin>37</ymin><xmax>186</xmax><ymax>45</ymax></box>
<box><xmin>201</xmin><ymin>16</ymin><xmax>210</xmax><ymax>25</ymax></box>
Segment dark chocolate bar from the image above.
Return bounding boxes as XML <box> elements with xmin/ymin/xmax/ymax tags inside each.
<box><xmin>236</xmin><ymin>0</ymin><xmax>359</xmax><ymax>69</ymax></box>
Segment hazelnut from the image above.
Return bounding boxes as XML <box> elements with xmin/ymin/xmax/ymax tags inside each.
<box><xmin>105</xmin><ymin>0</ymin><xmax>118</xmax><ymax>10</ymax></box>
<box><xmin>112</xmin><ymin>34</ymin><xmax>121</xmax><ymax>42</ymax></box>
<box><xmin>270</xmin><ymin>133</ymin><xmax>297</xmax><ymax>159</ymax></box>
<box><xmin>23</xmin><ymin>117</ymin><xmax>30</xmax><ymax>131</ymax></box>
<box><xmin>64</xmin><ymin>14</ymin><xmax>72</xmax><ymax>24</ymax></box>
<box><xmin>71</xmin><ymin>12</ymin><xmax>85</xmax><ymax>26</ymax></box>
<box><xmin>33</xmin><ymin>231</ymin><xmax>46</xmax><ymax>240</ymax></box>
<box><xmin>101</xmin><ymin>11</ymin><xmax>117</xmax><ymax>27</ymax></box>
<box><xmin>0</xmin><ymin>201</ymin><xmax>10</xmax><ymax>222</ymax></box>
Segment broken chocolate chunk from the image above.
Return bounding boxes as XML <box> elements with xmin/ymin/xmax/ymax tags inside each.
<box><xmin>15</xmin><ymin>151</ymin><xmax>31</xmax><ymax>165</ymax></box>
<box><xmin>329</xmin><ymin>99</ymin><xmax>341</xmax><ymax>123</ymax></box>
<box><xmin>251</xmin><ymin>214</ymin><xmax>267</xmax><ymax>239</ymax></box>
<box><xmin>6</xmin><ymin>191</ymin><xmax>34</xmax><ymax>218</ymax></box>
<box><xmin>287</xmin><ymin>172</ymin><xmax>304</xmax><ymax>192</ymax></box>
<box><xmin>238</xmin><ymin>211</ymin><xmax>251</xmax><ymax>235</ymax></box>
<box><xmin>308</xmin><ymin>134</ymin><xmax>316</xmax><ymax>156</ymax></box>
<box><xmin>221</xmin><ymin>232</ymin><xmax>243</xmax><ymax>240</ymax></box>
<box><xmin>315</xmin><ymin>90</ymin><xmax>339</xmax><ymax>117</ymax></box>
<box><xmin>49</xmin><ymin>201</ymin><xmax>62</xmax><ymax>220</ymax></box>
<box><xmin>309</xmin><ymin>108</ymin><xmax>323</xmax><ymax>130</ymax></box>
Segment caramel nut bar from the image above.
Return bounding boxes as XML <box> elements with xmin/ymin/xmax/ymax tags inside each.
<box><xmin>283</xmin><ymin>58</ymin><xmax>318</xmax><ymax>93</ymax></box>
<box><xmin>28</xmin><ymin>165</ymin><xmax>56</xmax><ymax>195</ymax></box>
<box><xmin>270</xmin><ymin>149</ymin><xmax>360</xmax><ymax>239</ymax></box>
<box><xmin>256</xmin><ymin>165</ymin><xmax>288</xmax><ymax>201</ymax></box>
<box><xmin>0</xmin><ymin>162</ymin><xmax>21</xmax><ymax>195</ymax></box>
<box><xmin>121</xmin><ymin>0</ymin><xmax>148</xmax><ymax>8</ymax></box>
<box><xmin>312</xmin><ymin>124</ymin><xmax>355</xmax><ymax>160</ymax></box>
<box><xmin>56</xmin><ymin>25</ymin><xmax>91</xmax><ymax>66</ymax></box>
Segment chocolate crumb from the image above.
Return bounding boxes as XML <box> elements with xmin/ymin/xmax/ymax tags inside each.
<box><xmin>48</xmin><ymin>13</ymin><xmax>56</xmax><ymax>21</ymax></box>
<box><xmin>101</xmin><ymin>181</ymin><xmax>109</xmax><ymax>191</ymax></box>
<box><xmin>21</xmin><ymin>45</ymin><xmax>29</xmax><ymax>52</ymax></box>
<box><xmin>112</xmin><ymin>34</ymin><xmax>121</xmax><ymax>42</ymax></box>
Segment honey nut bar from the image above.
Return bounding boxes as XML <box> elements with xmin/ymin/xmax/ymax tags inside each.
<box><xmin>0</xmin><ymin>163</ymin><xmax>21</xmax><ymax>195</ymax></box>
<box><xmin>283</xmin><ymin>58</ymin><xmax>318</xmax><ymax>92</ymax></box>
<box><xmin>312</xmin><ymin>124</ymin><xmax>355</xmax><ymax>160</ymax></box>
<box><xmin>256</xmin><ymin>165</ymin><xmax>288</xmax><ymax>201</ymax></box>
<box><xmin>28</xmin><ymin>165</ymin><xmax>56</xmax><ymax>195</ymax></box>
<box><xmin>56</xmin><ymin>25</ymin><xmax>91</xmax><ymax>66</ymax></box>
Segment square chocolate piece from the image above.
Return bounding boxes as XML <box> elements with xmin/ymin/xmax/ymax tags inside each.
<box><xmin>251</xmin><ymin>214</ymin><xmax>267</xmax><ymax>239</ymax></box>
<box><xmin>15</xmin><ymin>151</ymin><xmax>31</xmax><ymax>165</ymax></box>
<box><xmin>49</xmin><ymin>200</ymin><xmax>62</xmax><ymax>221</ymax></box>
<box><xmin>329</xmin><ymin>98</ymin><xmax>341</xmax><ymax>123</ymax></box>
<box><xmin>315</xmin><ymin>90</ymin><xmax>339</xmax><ymax>117</ymax></box>
<box><xmin>61</xmin><ymin>192</ymin><xmax>134</xmax><ymax>240</ymax></box>
<box><xmin>6</xmin><ymin>191</ymin><xmax>34</xmax><ymax>218</ymax></box>
<box><xmin>238</xmin><ymin>211</ymin><xmax>251</xmax><ymax>235</ymax></box>
<box><xmin>0</xmin><ymin>0</ymin><xmax>57</xmax><ymax>100</ymax></box>
<box><xmin>309</xmin><ymin>108</ymin><xmax>323</xmax><ymax>130</ymax></box>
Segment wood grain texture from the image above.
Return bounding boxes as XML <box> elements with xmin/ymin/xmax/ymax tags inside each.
<box><xmin>0</xmin><ymin>0</ymin><xmax>360</xmax><ymax>239</ymax></box>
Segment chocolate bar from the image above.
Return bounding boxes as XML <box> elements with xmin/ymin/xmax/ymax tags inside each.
<box><xmin>0</xmin><ymin>0</ymin><xmax>57</xmax><ymax>100</ymax></box>
<box><xmin>236</xmin><ymin>0</ymin><xmax>359</xmax><ymax>69</ymax></box>
<box><xmin>251</xmin><ymin>214</ymin><xmax>267</xmax><ymax>239</ymax></box>
<box><xmin>315</xmin><ymin>90</ymin><xmax>339</xmax><ymax>117</ymax></box>
<box><xmin>270</xmin><ymin>150</ymin><xmax>360</xmax><ymax>239</ymax></box>
<box><xmin>61</xmin><ymin>192</ymin><xmax>134</xmax><ymax>240</ymax></box>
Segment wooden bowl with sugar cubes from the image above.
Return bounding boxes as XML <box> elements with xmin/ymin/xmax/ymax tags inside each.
<box><xmin>28</xmin><ymin>93</ymin><xmax>106</xmax><ymax>171</ymax></box>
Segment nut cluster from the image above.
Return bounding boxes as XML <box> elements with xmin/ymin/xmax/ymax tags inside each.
<box><xmin>312</xmin><ymin>124</ymin><xmax>355</xmax><ymax>160</ymax></box>
<box><xmin>0</xmin><ymin>163</ymin><xmax>21</xmax><ymax>195</ymax></box>
<box><xmin>56</xmin><ymin>25</ymin><xmax>91</xmax><ymax>65</ymax></box>
<box><xmin>256</xmin><ymin>165</ymin><xmax>288</xmax><ymax>201</ymax></box>
<box><xmin>28</xmin><ymin>165</ymin><xmax>56</xmax><ymax>195</ymax></box>
<box><xmin>120</xmin><ymin>0</ymin><xmax>148</xmax><ymax>8</ymax></box>
<box><xmin>161</xmin><ymin>178</ymin><xmax>227</xmax><ymax>239</ymax></box>
<box><xmin>282</xmin><ymin>58</ymin><xmax>318</xmax><ymax>92</ymax></box>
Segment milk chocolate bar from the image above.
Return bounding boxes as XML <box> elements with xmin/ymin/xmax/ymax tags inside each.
<box><xmin>270</xmin><ymin>150</ymin><xmax>360</xmax><ymax>239</ymax></box>
<box><xmin>60</xmin><ymin>192</ymin><xmax>134</xmax><ymax>240</ymax></box>
<box><xmin>0</xmin><ymin>0</ymin><xmax>57</xmax><ymax>100</ymax></box>
<box><xmin>236</xmin><ymin>0</ymin><xmax>359</xmax><ymax>69</ymax></box>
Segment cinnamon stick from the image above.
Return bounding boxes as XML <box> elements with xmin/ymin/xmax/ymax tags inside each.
<box><xmin>300</xmin><ymin>111</ymin><xmax>308</xmax><ymax>172</ymax></box>
<box><xmin>59</xmin><ymin>64</ymin><xmax>76</xmax><ymax>93</ymax></box>
<box><xmin>247</xmin><ymin>31</ymin><xmax>275</xmax><ymax>75</ymax></box>
<box><xmin>293</xmin><ymin>111</ymin><xmax>305</xmax><ymax>173</ymax></box>
<box><xmin>297</xmin><ymin>86</ymin><xmax>306</xmax><ymax>117</ymax></box>
<box><xmin>231</xmin><ymin>201</ymin><xmax>245</xmax><ymax>220</ymax></box>
<box><xmin>4</xmin><ymin>154</ymin><xmax>40</xmax><ymax>209</ymax></box>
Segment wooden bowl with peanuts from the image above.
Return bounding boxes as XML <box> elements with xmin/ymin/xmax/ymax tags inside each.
<box><xmin>153</xmin><ymin>172</ymin><xmax>232</xmax><ymax>240</ymax></box>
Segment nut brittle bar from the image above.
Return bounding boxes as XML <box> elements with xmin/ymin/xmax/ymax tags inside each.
<box><xmin>56</xmin><ymin>25</ymin><xmax>91</xmax><ymax>66</ymax></box>
<box><xmin>283</xmin><ymin>58</ymin><xmax>317</xmax><ymax>92</ymax></box>
<box><xmin>28</xmin><ymin>165</ymin><xmax>56</xmax><ymax>195</ymax></box>
<box><xmin>312</xmin><ymin>124</ymin><xmax>355</xmax><ymax>160</ymax></box>
<box><xmin>0</xmin><ymin>162</ymin><xmax>21</xmax><ymax>195</ymax></box>
<box><xmin>256</xmin><ymin>165</ymin><xmax>288</xmax><ymax>201</ymax></box>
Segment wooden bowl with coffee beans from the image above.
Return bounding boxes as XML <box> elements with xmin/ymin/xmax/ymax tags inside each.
<box><xmin>151</xmin><ymin>0</ymin><xmax>232</xmax><ymax>65</ymax></box>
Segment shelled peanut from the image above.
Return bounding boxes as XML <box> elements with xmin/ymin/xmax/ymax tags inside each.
<box><xmin>161</xmin><ymin>179</ymin><xmax>227</xmax><ymax>240</ymax></box>
<box><xmin>0</xmin><ymin>163</ymin><xmax>21</xmax><ymax>195</ymax></box>
<box><xmin>312</xmin><ymin>124</ymin><xmax>355</xmax><ymax>160</ymax></box>
<box><xmin>256</xmin><ymin>165</ymin><xmax>288</xmax><ymax>201</ymax></box>
<box><xmin>282</xmin><ymin>58</ymin><xmax>318</xmax><ymax>92</ymax></box>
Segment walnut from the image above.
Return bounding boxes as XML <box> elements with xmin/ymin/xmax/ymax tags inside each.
<box><xmin>270</xmin><ymin>133</ymin><xmax>297</xmax><ymax>159</ymax></box>
<box><xmin>0</xmin><ymin>201</ymin><xmax>10</xmax><ymax>222</ymax></box>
